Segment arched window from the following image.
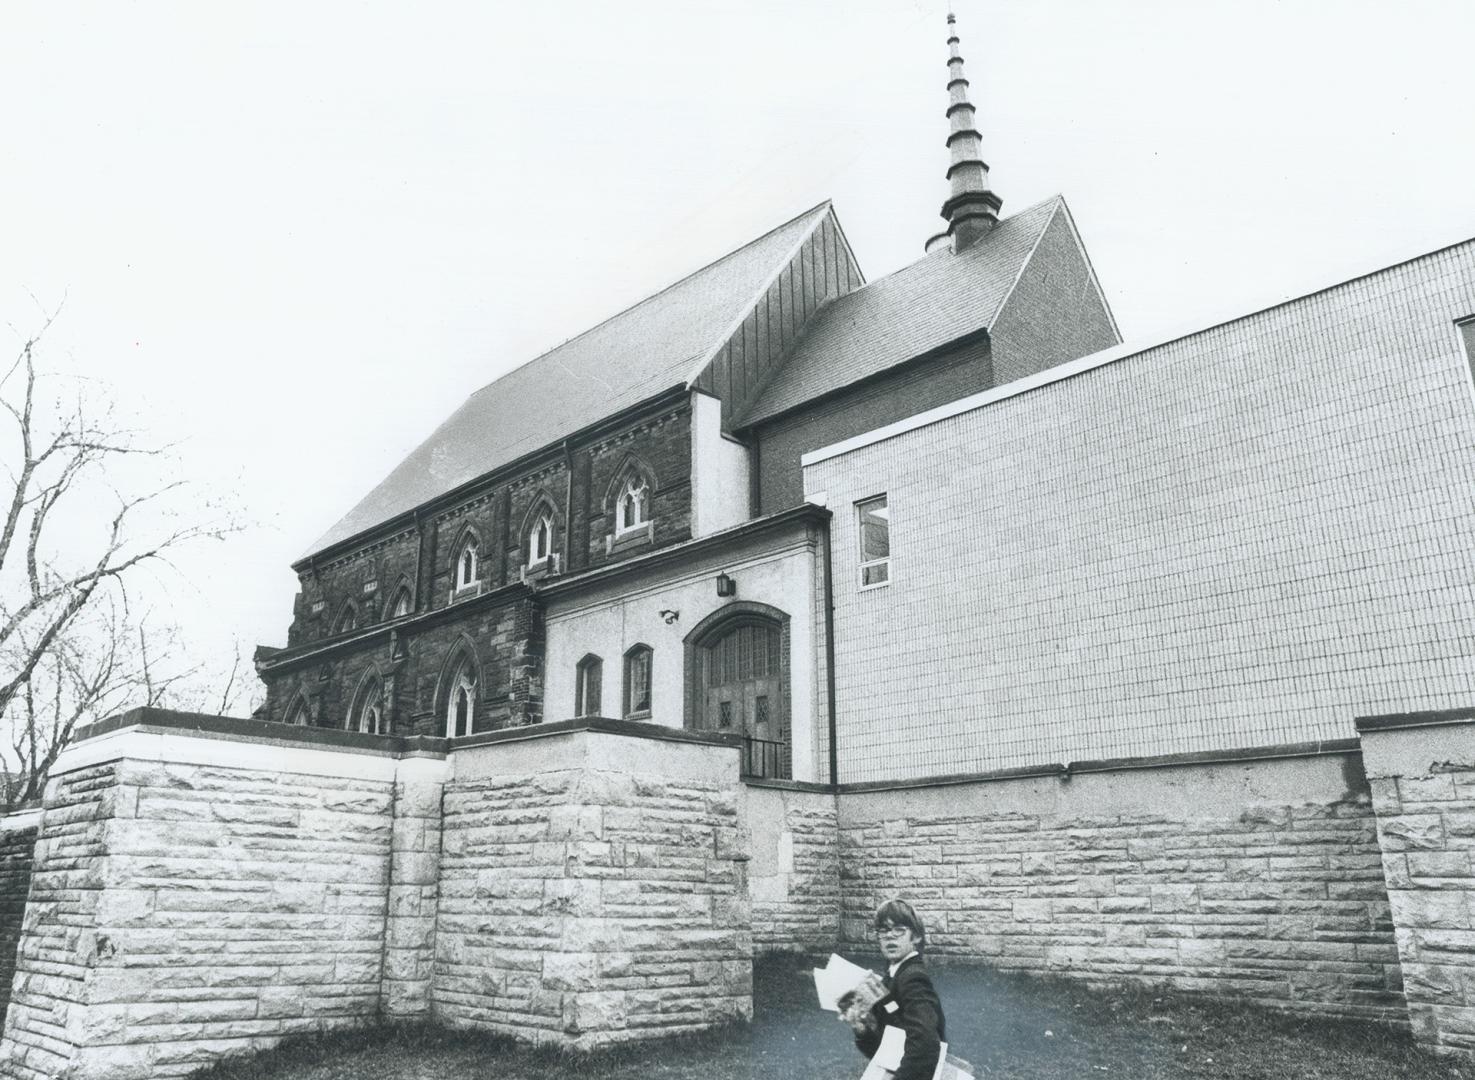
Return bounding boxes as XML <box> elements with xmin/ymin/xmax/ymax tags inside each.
<box><xmin>389</xmin><ymin>586</ymin><xmax>412</xmax><ymax>619</ymax></box>
<box><xmin>284</xmin><ymin>697</ymin><xmax>310</xmax><ymax>726</ymax></box>
<box><xmin>348</xmin><ymin>676</ymin><xmax>384</xmax><ymax>735</ymax></box>
<box><xmin>616</xmin><ymin>474</ymin><xmax>649</xmax><ymax>535</ymax></box>
<box><xmin>446</xmin><ymin>661</ymin><xmax>476</xmax><ymax>738</ymax></box>
<box><xmin>528</xmin><ymin>510</ymin><xmax>554</xmax><ymax>566</ymax></box>
<box><xmin>455</xmin><ymin>538</ymin><xmax>479</xmax><ymax>591</ymax></box>
<box><xmin>334</xmin><ymin>604</ymin><xmax>357</xmax><ymax>634</ymax></box>
<box><xmin>575</xmin><ymin>654</ymin><xmax>603</xmax><ymax>718</ymax></box>
<box><xmin>623</xmin><ymin>644</ymin><xmax>653</xmax><ymax>718</ymax></box>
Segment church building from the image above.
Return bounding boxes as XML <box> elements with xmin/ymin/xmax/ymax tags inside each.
<box><xmin>254</xmin><ymin>13</ymin><xmax>1120</xmax><ymax>784</ymax></box>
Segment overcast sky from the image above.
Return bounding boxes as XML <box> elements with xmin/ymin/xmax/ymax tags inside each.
<box><xmin>3</xmin><ymin>0</ymin><xmax>1474</xmax><ymax>703</ymax></box>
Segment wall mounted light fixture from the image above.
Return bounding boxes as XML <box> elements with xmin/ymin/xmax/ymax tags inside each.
<box><xmin>716</xmin><ymin>572</ymin><xmax>737</xmax><ymax>598</ymax></box>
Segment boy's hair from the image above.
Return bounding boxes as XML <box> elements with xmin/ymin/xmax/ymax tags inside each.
<box><xmin>873</xmin><ymin>898</ymin><xmax>926</xmax><ymax>948</ymax></box>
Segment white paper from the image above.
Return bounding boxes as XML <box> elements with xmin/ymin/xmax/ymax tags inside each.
<box><xmin>812</xmin><ymin>952</ymin><xmax>874</xmax><ymax>1012</ymax></box>
<box><xmin>874</xmin><ymin>1025</ymin><xmax>906</xmax><ymax>1070</ymax></box>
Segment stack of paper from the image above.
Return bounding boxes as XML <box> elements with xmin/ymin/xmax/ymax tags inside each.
<box><xmin>812</xmin><ymin>953</ymin><xmax>874</xmax><ymax>1013</ymax></box>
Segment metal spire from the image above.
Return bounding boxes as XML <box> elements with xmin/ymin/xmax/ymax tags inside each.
<box><xmin>928</xmin><ymin>10</ymin><xmax>1003</xmax><ymax>253</ymax></box>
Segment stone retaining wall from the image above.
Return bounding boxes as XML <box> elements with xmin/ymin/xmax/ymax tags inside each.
<box><xmin>0</xmin><ymin>812</ymin><xmax>39</xmax><ymax>1028</ymax></box>
<box><xmin>742</xmin><ymin>784</ymin><xmax>840</xmax><ymax>953</ymax></box>
<box><xmin>435</xmin><ymin>729</ymin><xmax>751</xmax><ymax>1045</ymax></box>
<box><xmin>1361</xmin><ymin>713</ymin><xmax>1475</xmax><ymax>1054</ymax></box>
<box><xmin>0</xmin><ymin>725</ymin><xmax>404</xmax><ymax>1079</ymax></box>
<box><xmin>835</xmin><ymin>749</ymin><xmax>1404</xmax><ymax>1022</ymax></box>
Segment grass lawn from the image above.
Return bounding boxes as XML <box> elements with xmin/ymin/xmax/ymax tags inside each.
<box><xmin>194</xmin><ymin>953</ymin><xmax>1473</xmax><ymax>1080</ymax></box>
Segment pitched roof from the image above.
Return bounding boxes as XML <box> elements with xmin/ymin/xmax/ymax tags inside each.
<box><xmin>304</xmin><ymin>202</ymin><xmax>834</xmax><ymax>559</ymax></box>
<box><xmin>736</xmin><ymin>196</ymin><xmax>1063</xmax><ymax>427</ymax></box>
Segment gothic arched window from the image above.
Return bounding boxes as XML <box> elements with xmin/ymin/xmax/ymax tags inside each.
<box><xmin>334</xmin><ymin>603</ymin><xmax>357</xmax><ymax>635</ymax></box>
<box><xmin>389</xmin><ymin>586</ymin><xmax>412</xmax><ymax>619</ymax></box>
<box><xmin>616</xmin><ymin>474</ymin><xmax>649</xmax><ymax>535</ymax></box>
<box><xmin>446</xmin><ymin>661</ymin><xmax>476</xmax><ymax>738</ymax></box>
<box><xmin>349</xmin><ymin>677</ymin><xmax>384</xmax><ymax>735</ymax></box>
<box><xmin>528</xmin><ymin>510</ymin><xmax>554</xmax><ymax>566</ymax></box>
<box><xmin>284</xmin><ymin>697</ymin><xmax>310</xmax><ymax>726</ymax></box>
<box><xmin>455</xmin><ymin>537</ymin><xmax>479</xmax><ymax>591</ymax></box>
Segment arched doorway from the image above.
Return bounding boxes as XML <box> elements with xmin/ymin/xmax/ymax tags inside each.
<box><xmin>685</xmin><ymin>603</ymin><xmax>790</xmax><ymax>779</ymax></box>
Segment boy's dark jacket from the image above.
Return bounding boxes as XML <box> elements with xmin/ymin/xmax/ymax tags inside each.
<box><xmin>854</xmin><ymin>954</ymin><xmax>945</xmax><ymax>1080</ymax></box>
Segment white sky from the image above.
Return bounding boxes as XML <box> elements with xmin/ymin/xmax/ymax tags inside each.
<box><xmin>3</xmin><ymin>0</ymin><xmax>1474</xmax><ymax>701</ymax></box>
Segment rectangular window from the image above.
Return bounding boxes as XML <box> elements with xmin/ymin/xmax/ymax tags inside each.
<box><xmin>1461</xmin><ymin>317</ymin><xmax>1475</xmax><ymax>374</ymax></box>
<box><xmin>857</xmin><ymin>495</ymin><xmax>890</xmax><ymax>588</ymax></box>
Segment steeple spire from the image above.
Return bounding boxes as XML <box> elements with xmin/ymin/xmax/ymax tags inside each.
<box><xmin>927</xmin><ymin>10</ymin><xmax>1003</xmax><ymax>254</ymax></box>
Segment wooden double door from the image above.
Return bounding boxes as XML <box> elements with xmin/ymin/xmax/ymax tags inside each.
<box><xmin>696</xmin><ymin>619</ymin><xmax>786</xmax><ymax>777</ymax></box>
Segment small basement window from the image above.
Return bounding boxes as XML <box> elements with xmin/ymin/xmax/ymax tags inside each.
<box><xmin>857</xmin><ymin>495</ymin><xmax>890</xmax><ymax>589</ymax></box>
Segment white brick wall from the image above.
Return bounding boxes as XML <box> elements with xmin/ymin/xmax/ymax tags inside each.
<box><xmin>807</xmin><ymin>241</ymin><xmax>1475</xmax><ymax>783</ymax></box>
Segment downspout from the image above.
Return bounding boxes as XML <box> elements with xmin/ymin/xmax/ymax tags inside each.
<box><xmin>821</xmin><ymin>517</ymin><xmax>839</xmax><ymax>787</ymax></box>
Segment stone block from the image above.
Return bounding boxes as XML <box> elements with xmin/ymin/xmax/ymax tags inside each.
<box><xmin>1408</xmin><ymin>851</ymin><xmax>1473</xmax><ymax>881</ymax></box>
<box><xmin>1398</xmin><ymin>775</ymin><xmax>1458</xmax><ymax>804</ymax></box>
<box><xmin>564</xmin><ymin>990</ymin><xmax>628</xmax><ymax>1035</ymax></box>
<box><xmin>1379</xmin><ymin>815</ymin><xmax>1446</xmax><ymax>851</ymax></box>
<box><xmin>1392</xmin><ymin>890</ymin><xmax>1471</xmax><ymax>932</ymax></box>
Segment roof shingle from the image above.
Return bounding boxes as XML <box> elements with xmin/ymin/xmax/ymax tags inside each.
<box><xmin>736</xmin><ymin>196</ymin><xmax>1062</xmax><ymax>427</ymax></box>
<box><xmin>304</xmin><ymin>202</ymin><xmax>833</xmax><ymax>559</ymax></box>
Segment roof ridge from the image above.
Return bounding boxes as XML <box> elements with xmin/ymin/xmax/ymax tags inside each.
<box><xmin>822</xmin><ymin>193</ymin><xmax>1063</xmax><ymax>302</ymax></box>
<box><xmin>468</xmin><ymin>200</ymin><xmax>835</xmax><ymax>399</ymax></box>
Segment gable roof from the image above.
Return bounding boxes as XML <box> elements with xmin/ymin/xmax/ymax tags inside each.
<box><xmin>736</xmin><ymin>196</ymin><xmax>1064</xmax><ymax>427</ymax></box>
<box><xmin>304</xmin><ymin>201</ymin><xmax>835</xmax><ymax>560</ymax></box>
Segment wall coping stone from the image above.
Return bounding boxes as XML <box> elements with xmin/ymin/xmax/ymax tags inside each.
<box><xmin>0</xmin><ymin>808</ymin><xmax>42</xmax><ymax>833</ymax></box>
<box><xmin>743</xmin><ymin>778</ymin><xmax>835</xmax><ymax>794</ymax></box>
<box><xmin>76</xmin><ymin>707</ymin><xmax>449</xmax><ymax>757</ymax></box>
<box><xmin>835</xmin><ymin>738</ymin><xmax>1363</xmax><ymax>793</ymax></box>
<box><xmin>452</xmin><ymin>715</ymin><xmax>744</xmax><ymax>753</ymax></box>
<box><xmin>1356</xmin><ymin>706</ymin><xmax>1475</xmax><ymax>733</ymax></box>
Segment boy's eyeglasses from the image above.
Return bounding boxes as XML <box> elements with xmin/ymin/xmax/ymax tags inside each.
<box><xmin>874</xmin><ymin>925</ymin><xmax>911</xmax><ymax>939</ymax></box>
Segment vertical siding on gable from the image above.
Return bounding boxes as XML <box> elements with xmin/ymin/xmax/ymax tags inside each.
<box><xmin>695</xmin><ymin>213</ymin><xmax>864</xmax><ymax>428</ymax></box>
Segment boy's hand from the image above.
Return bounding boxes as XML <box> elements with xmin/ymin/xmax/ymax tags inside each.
<box><xmin>840</xmin><ymin>996</ymin><xmax>875</xmax><ymax>1035</ymax></box>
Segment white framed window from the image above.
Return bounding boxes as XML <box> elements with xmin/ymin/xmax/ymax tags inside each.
<box><xmin>615</xmin><ymin>474</ymin><xmax>649</xmax><ymax>535</ymax></box>
<box><xmin>447</xmin><ymin>665</ymin><xmax>476</xmax><ymax>738</ymax></box>
<box><xmin>284</xmin><ymin>698</ymin><xmax>310</xmax><ymax>726</ymax></box>
<box><xmin>455</xmin><ymin>539</ymin><xmax>479</xmax><ymax>590</ymax></box>
<box><xmin>857</xmin><ymin>495</ymin><xmax>890</xmax><ymax>589</ymax></box>
<box><xmin>575</xmin><ymin>654</ymin><xmax>603</xmax><ymax>717</ymax></box>
<box><xmin>528</xmin><ymin>511</ymin><xmax>554</xmax><ymax>566</ymax></box>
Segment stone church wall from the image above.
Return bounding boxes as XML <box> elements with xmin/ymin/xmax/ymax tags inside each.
<box><xmin>741</xmin><ymin>783</ymin><xmax>841</xmax><ymax>953</ymax></box>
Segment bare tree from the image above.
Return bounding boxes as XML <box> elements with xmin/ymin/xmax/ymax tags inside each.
<box><xmin>0</xmin><ymin>310</ymin><xmax>237</xmax><ymax>810</ymax></box>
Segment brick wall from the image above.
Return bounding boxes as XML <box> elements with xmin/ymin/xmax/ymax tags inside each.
<box><xmin>743</xmin><ymin>784</ymin><xmax>840</xmax><ymax>953</ymax></box>
<box><xmin>0</xmin><ymin>811</ymin><xmax>38</xmax><ymax>1029</ymax></box>
<box><xmin>833</xmin><ymin>749</ymin><xmax>1404</xmax><ymax>1023</ymax></box>
<box><xmin>753</xmin><ymin>336</ymin><xmax>993</xmax><ymax>514</ymax></box>
<box><xmin>807</xmin><ymin>239</ymin><xmax>1475</xmax><ymax>783</ymax></box>
<box><xmin>435</xmin><ymin>728</ymin><xmax>750</xmax><ymax>1045</ymax></box>
<box><xmin>988</xmin><ymin>202</ymin><xmax>1118</xmax><ymax>386</ymax></box>
<box><xmin>1361</xmin><ymin>714</ymin><xmax>1475</xmax><ymax>1053</ymax></box>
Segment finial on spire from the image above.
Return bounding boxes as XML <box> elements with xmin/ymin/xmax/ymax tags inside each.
<box><xmin>927</xmin><ymin>9</ymin><xmax>1003</xmax><ymax>254</ymax></box>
